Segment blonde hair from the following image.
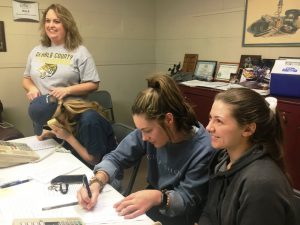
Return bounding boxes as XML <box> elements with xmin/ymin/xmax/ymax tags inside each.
<box><xmin>53</xmin><ymin>98</ymin><xmax>106</xmax><ymax>134</ymax></box>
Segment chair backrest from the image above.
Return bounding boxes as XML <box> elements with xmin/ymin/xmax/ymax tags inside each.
<box><xmin>112</xmin><ymin>122</ymin><xmax>141</xmax><ymax>197</ymax></box>
<box><xmin>87</xmin><ymin>90</ymin><xmax>115</xmax><ymax>123</ymax></box>
<box><xmin>88</xmin><ymin>90</ymin><xmax>141</xmax><ymax>196</ymax></box>
<box><xmin>112</xmin><ymin>122</ymin><xmax>134</xmax><ymax>144</ymax></box>
<box><xmin>294</xmin><ymin>189</ymin><xmax>300</xmax><ymax>224</ymax></box>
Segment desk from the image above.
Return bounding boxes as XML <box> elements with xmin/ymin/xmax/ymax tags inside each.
<box><xmin>0</xmin><ymin>136</ymin><xmax>154</xmax><ymax>225</ymax></box>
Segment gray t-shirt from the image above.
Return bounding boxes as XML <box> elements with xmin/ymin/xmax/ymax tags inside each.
<box><xmin>24</xmin><ymin>44</ymin><xmax>100</xmax><ymax>95</ymax></box>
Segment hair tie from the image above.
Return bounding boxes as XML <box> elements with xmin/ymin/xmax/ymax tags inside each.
<box><xmin>265</xmin><ymin>97</ymin><xmax>277</xmax><ymax>114</ymax></box>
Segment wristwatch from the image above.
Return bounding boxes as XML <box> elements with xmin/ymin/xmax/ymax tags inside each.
<box><xmin>89</xmin><ymin>176</ymin><xmax>105</xmax><ymax>193</ymax></box>
<box><xmin>160</xmin><ymin>189</ymin><xmax>170</xmax><ymax>210</ymax></box>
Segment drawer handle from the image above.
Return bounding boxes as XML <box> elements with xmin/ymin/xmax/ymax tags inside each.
<box><xmin>281</xmin><ymin>112</ymin><xmax>287</xmax><ymax>124</ymax></box>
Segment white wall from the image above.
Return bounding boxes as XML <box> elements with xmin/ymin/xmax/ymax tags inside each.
<box><xmin>0</xmin><ymin>0</ymin><xmax>155</xmax><ymax>136</ymax></box>
<box><xmin>1</xmin><ymin>0</ymin><xmax>299</xmax><ymax>137</ymax></box>
<box><xmin>155</xmin><ymin>0</ymin><xmax>300</xmax><ymax>72</ymax></box>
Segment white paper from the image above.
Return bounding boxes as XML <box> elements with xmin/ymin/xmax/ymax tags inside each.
<box><xmin>181</xmin><ymin>80</ymin><xmax>229</xmax><ymax>88</ymax></box>
<box><xmin>11</xmin><ymin>136</ymin><xmax>59</xmax><ymax>150</ymax></box>
<box><xmin>181</xmin><ymin>80</ymin><xmax>269</xmax><ymax>96</ymax></box>
<box><xmin>0</xmin><ymin>182</ymin><xmax>148</xmax><ymax>225</ymax></box>
<box><xmin>12</xmin><ymin>0</ymin><xmax>39</xmax><ymax>22</ymax></box>
<box><xmin>30</xmin><ymin>160</ymin><xmax>81</xmax><ymax>183</ymax></box>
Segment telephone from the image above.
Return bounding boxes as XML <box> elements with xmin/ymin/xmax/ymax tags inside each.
<box><xmin>0</xmin><ymin>141</ymin><xmax>40</xmax><ymax>168</ymax></box>
<box><xmin>47</xmin><ymin>118</ymin><xmax>63</xmax><ymax>128</ymax></box>
<box><xmin>12</xmin><ymin>217</ymin><xmax>85</xmax><ymax>225</ymax></box>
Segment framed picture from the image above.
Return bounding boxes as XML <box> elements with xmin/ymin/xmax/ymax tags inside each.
<box><xmin>182</xmin><ymin>54</ymin><xmax>198</xmax><ymax>73</ymax></box>
<box><xmin>238</xmin><ymin>55</ymin><xmax>261</xmax><ymax>82</ymax></box>
<box><xmin>0</xmin><ymin>21</ymin><xmax>7</xmax><ymax>52</ymax></box>
<box><xmin>242</xmin><ymin>0</ymin><xmax>300</xmax><ymax>46</ymax></box>
<box><xmin>194</xmin><ymin>60</ymin><xmax>217</xmax><ymax>81</ymax></box>
<box><xmin>229</xmin><ymin>73</ymin><xmax>240</xmax><ymax>84</ymax></box>
<box><xmin>260</xmin><ymin>58</ymin><xmax>276</xmax><ymax>82</ymax></box>
<box><xmin>239</xmin><ymin>55</ymin><xmax>261</xmax><ymax>69</ymax></box>
<box><xmin>215</xmin><ymin>62</ymin><xmax>239</xmax><ymax>82</ymax></box>
<box><xmin>279</xmin><ymin>56</ymin><xmax>300</xmax><ymax>60</ymax></box>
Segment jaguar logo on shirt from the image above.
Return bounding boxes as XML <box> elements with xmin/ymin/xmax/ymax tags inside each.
<box><xmin>39</xmin><ymin>63</ymin><xmax>57</xmax><ymax>79</ymax></box>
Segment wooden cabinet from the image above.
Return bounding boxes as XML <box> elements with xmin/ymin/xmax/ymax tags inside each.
<box><xmin>179</xmin><ymin>84</ymin><xmax>218</xmax><ymax>127</ymax></box>
<box><xmin>277</xmin><ymin>98</ymin><xmax>300</xmax><ymax>190</ymax></box>
<box><xmin>179</xmin><ymin>84</ymin><xmax>300</xmax><ymax>190</ymax></box>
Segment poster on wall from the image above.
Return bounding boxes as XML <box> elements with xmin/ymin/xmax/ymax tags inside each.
<box><xmin>12</xmin><ymin>0</ymin><xmax>39</xmax><ymax>22</ymax></box>
<box><xmin>243</xmin><ymin>0</ymin><xmax>300</xmax><ymax>46</ymax></box>
<box><xmin>0</xmin><ymin>21</ymin><xmax>7</xmax><ymax>52</ymax></box>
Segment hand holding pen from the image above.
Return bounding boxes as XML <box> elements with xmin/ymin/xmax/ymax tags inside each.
<box><xmin>77</xmin><ymin>175</ymin><xmax>101</xmax><ymax>210</ymax></box>
<box><xmin>82</xmin><ymin>175</ymin><xmax>92</xmax><ymax>198</ymax></box>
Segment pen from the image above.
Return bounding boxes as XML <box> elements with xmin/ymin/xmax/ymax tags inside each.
<box><xmin>42</xmin><ymin>201</ymin><xmax>78</xmax><ymax>211</ymax></box>
<box><xmin>83</xmin><ymin>175</ymin><xmax>92</xmax><ymax>198</ymax></box>
<box><xmin>0</xmin><ymin>179</ymin><xmax>32</xmax><ymax>189</ymax></box>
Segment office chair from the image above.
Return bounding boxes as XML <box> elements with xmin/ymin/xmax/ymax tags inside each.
<box><xmin>87</xmin><ymin>90</ymin><xmax>115</xmax><ymax>123</ymax></box>
<box><xmin>294</xmin><ymin>189</ymin><xmax>300</xmax><ymax>224</ymax></box>
<box><xmin>87</xmin><ymin>90</ymin><xmax>141</xmax><ymax>196</ymax></box>
<box><xmin>112</xmin><ymin>122</ymin><xmax>142</xmax><ymax>197</ymax></box>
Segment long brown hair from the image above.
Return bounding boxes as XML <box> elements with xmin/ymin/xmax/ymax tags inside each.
<box><xmin>40</xmin><ymin>4</ymin><xmax>82</xmax><ymax>50</ymax></box>
<box><xmin>215</xmin><ymin>88</ymin><xmax>287</xmax><ymax>176</ymax></box>
<box><xmin>131</xmin><ymin>74</ymin><xmax>199</xmax><ymax>137</ymax></box>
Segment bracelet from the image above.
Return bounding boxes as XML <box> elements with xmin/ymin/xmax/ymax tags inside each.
<box><xmin>160</xmin><ymin>189</ymin><xmax>170</xmax><ymax>210</ymax></box>
<box><xmin>89</xmin><ymin>176</ymin><xmax>105</xmax><ymax>193</ymax></box>
<box><xmin>95</xmin><ymin>170</ymin><xmax>109</xmax><ymax>183</ymax></box>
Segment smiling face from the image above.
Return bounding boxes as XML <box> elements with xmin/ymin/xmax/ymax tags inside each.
<box><xmin>44</xmin><ymin>9</ymin><xmax>66</xmax><ymax>45</ymax></box>
<box><xmin>133</xmin><ymin>114</ymin><xmax>169</xmax><ymax>148</ymax></box>
<box><xmin>206</xmin><ymin>100</ymin><xmax>252</xmax><ymax>152</ymax></box>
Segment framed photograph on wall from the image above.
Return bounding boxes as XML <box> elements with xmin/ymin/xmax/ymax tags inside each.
<box><xmin>0</xmin><ymin>21</ymin><xmax>7</xmax><ymax>52</ymax></box>
<box><xmin>215</xmin><ymin>62</ymin><xmax>239</xmax><ymax>82</ymax></box>
<box><xmin>194</xmin><ymin>60</ymin><xmax>217</xmax><ymax>81</ymax></box>
<box><xmin>242</xmin><ymin>0</ymin><xmax>300</xmax><ymax>46</ymax></box>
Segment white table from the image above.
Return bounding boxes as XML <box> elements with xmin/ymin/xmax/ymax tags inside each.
<box><xmin>0</xmin><ymin>136</ymin><xmax>154</xmax><ymax>225</ymax></box>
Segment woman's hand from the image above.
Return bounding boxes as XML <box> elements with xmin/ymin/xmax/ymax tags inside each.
<box><xmin>50</xmin><ymin>87</ymin><xmax>70</xmax><ymax>100</ymax></box>
<box><xmin>77</xmin><ymin>183</ymin><xmax>100</xmax><ymax>210</ymax></box>
<box><xmin>37</xmin><ymin>130</ymin><xmax>55</xmax><ymax>141</ymax></box>
<box><xmin>114</xmin><ymin>190</ymin><xmax>161</xmax><ymax>219</ymax></box>
<box><xmin>26</xmin><ymin>88</ymin><xmax>40</xmax><ymax>101</ymax></box>
<box><xmin>49</xmin><ymin>124</ymin><xmax>71</xmax><ymax>140</ymax></box>
<box><xmin>23</xmin><ymin>77</ymin><xmax>40</xmax><ymax>101</ymax></box>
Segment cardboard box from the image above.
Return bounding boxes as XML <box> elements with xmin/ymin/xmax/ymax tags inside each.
<box><xmin>270</xmin><ymin>59</ymin><xmax>300</xmax><ymax>98</ymax></box>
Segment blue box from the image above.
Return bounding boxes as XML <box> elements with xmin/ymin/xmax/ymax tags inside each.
<box><xmin>270</xmin><ymin>59</ymin><xmax>300</xmax><ymax>98</ymax></box>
